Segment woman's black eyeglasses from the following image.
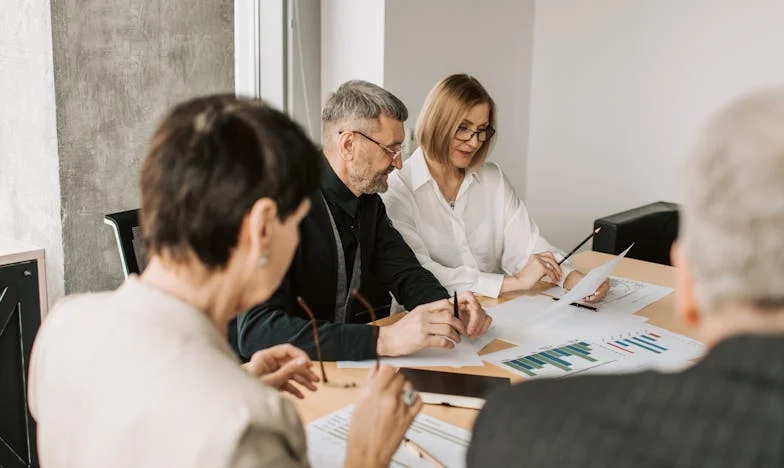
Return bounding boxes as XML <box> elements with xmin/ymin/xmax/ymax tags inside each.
<box><xmin>455</xmin><ymin>125</ymin><xmax>496</xmax><ymax>142</ymax></box>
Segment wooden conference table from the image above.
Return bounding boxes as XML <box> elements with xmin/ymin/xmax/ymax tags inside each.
<box><xmin>292</xmin><ymin>251</ymin><xmax>695</xmax><ymax>431</ymax></box>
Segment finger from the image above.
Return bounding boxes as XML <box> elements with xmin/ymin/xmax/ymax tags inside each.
<box><xmin>371</xmin><ymin>365</ymin><xmax>400</xmax><ymax>391</ymax></box>
<box><xmin>281</xmin><ymin>381</ymin><xmax>304</xmax><ymax>399</ymax></box>
<box><xmin>408</xmin><ymin>393</ymin><xmax>424</xmax><ymax>417</ymax></box>
<box><xmin>267</xmin><ymin>343</ymin><xmax>312</xmax><ymax>364</ymax></box>
<box><xmin>534</xmin><ymin>257</ymin><xmax>557</xmax><ymax>281</ymax></box>
<box><xmin>461</xmin><ymin>302</ymin><xmax>483</xmax><ymax>337</ymax></box>
<box><xmin>423</xmin><ymin>334</ymin><xmax>455</xmax><ymax>350</ymax></box>
<box><xmin>424</xmin><ymin>323</ymin><xmax>461</xmax><ymax>343</ymax></box>
<box><xmin>292</xmin><ymin>372</ymin><xmax>319</xmax><ymax>392</ymax></box>
<box><xmin>459</xmin><ymin>291</ymin><xmax>480</xmax><ymax>307</ymax></box>
<box><xmin>384</xmin><ymin>372</ymin><xmax>406</xmax><ymax>396</ymax></box>
<box><xmin>265</xmin><ymin>357</ymin><xmax>310</xmax><ymax>385</ymax></box>
<box><xmin>539</xmin><ymin>251</ymin><xmax>558</xmax><ymax>262</ymax></box>
<box><xmin>540</xmin><ymin>257</ymin><xmax>563</xmax><ymax>282</ymax></box>
<box><xmin>427</xmin><ymin>310</ymin><xmax>468</xmax><ymax>336</ymax></box>
<box><xmin>401</xmin><ymin>393</ymin><xmax>424</xmax><ymax>427</ymax></box>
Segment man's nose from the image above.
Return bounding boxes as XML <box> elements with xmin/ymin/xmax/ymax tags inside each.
<box><xmin>392</xmin><ymin>153</ymin><xmax>402</xmax><ymax>169</ymax></box>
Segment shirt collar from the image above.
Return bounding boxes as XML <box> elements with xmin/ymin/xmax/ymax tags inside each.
<box><xmin>410</xmin><ymin>147</ymin><xmax>482</xmax><ymax>192</ymax></box>
<box><xmin>321</xmin><ymin>155</ymin><xmax>360</xmax><ymax>218</ymax></box>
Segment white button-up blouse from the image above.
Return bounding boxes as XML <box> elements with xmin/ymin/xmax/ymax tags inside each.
<box><xmin>381</xmin><ymin>148</ymin><xmax>574</xmax><ymax>298</ymax></box>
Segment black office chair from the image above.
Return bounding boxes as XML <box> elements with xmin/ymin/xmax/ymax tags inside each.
<box><xmin>104</xmin><ymin>209</ymin><xmax>145</xmax><ymax>276</ymax></box>
<box><xmin>593</xmin><ymin>201</ymin><xmax>680</xmax><ymax>266</ymax></box>
<box><xmin>104</xmin><ymin>208</ymin><xmax>243</xmax><ymax>350</ymax></box>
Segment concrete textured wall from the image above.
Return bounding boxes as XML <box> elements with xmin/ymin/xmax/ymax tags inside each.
<box><xmin>0</xmin><ymin>0</ymin><xmax>65</xmax><ymax>307</ymax></box>
<box><xmin>50</xmin><ymin>0</ymin><xmax>234</xmax><ymax>293</ymax></box>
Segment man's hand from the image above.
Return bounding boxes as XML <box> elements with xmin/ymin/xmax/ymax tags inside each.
<box><xmin>562</xmin><ymin>271</ymin><xmax>611</xmax><ymax>303</ymax></box>
<box><xmin>503</xmin><ymin>252</ymin><xmax>563</xmax><ymax>293</ymax></box>
<box><xmin>346</xmin><ymin>366</ymin><xmax>422</xmax><ymax>468</ymax></box>
<box><xmin>376</xmin><ymin>300</ymin><xmax>467</xmax><ymax>356</ymax></box>
<box><xmin>241</xmin><ymin>344</ymin><xmax>319</xmax><ymax>399</ymax></box>
<box><xmin>453</xmin><ymin>291</ymin><xmax>492</xmax><ymax>339</ymax></box>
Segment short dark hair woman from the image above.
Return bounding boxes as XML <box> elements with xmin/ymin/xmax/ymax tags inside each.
<box><xmin>29</xmin><ymin>95</ymin><xmax>422</xmax><ymax>468</ymax></box>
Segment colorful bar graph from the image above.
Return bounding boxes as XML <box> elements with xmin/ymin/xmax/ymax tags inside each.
<box><xmin>608</xmin><ymin>333</ymin><xmax>670</xmax><ymax>355</ymax></box>
<box><xmin>502</xmin><ymin>342</ymin><xmax>599</xmax><ymax>377</ymax></box>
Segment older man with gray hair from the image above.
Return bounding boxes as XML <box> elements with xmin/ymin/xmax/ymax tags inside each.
<box><xmin>467</xmin><ymin>89</ymin><xmax>784</xmax><ymax>467</ymax></box>
<box><xmin>235</xmin><ymin>80</ymin><xmax>490</xmax><ymax>362</ymax></box>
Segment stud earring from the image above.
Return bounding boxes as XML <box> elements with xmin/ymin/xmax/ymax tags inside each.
<box><xmin>257</xmin><ymin>250</ymin><xmax>269</xmax><ymax>267</ymax></box>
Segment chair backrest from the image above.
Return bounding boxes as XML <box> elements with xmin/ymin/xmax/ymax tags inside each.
<box><xmin>103</xmin><ymin>209</ymin><xmax>145</xmax><ymax>277</ymax></box>
<box><xmin>593</xmin><ymin>201</ymin><xmax>679</xmax><ymax>266</ymax></box>
<box><xmin>105</xmin><ymin>209</ymin><xmax>240</xmax><ymax>350</ymax></box>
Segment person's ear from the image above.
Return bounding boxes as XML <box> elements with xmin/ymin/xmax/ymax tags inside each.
<box><xmin>339</xmin><ymin>131</ymin><xmax>355</xmax><ymax>161</ymax></box>
<box><xmin>671</xmin><ymin>241</ymin><xmax>701</xmax><ymax>327</ymax></box>
<box><xmin>244</xmin><ymin>198</ymin><xmax>278</xmax><ymax>266</ymax></box>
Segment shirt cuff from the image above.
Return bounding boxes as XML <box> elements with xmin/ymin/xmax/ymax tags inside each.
<box><xmin>473</xmin><ymin>272</ymin><xmax>504</xmax><ymax>298</ymax></box>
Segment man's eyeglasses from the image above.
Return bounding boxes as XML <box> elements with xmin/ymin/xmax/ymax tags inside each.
<box><xmin>297</xmin><ymin>290</ymin><xmax>379</xmax><ymax>389</ymax></box>
<box><xmin>340</xmin><ymin>130</ymin><xmax>403</xmax><ymax>158</ymax></box>
<box><xmin>454</xmin><ymin>125</ymin><xmax>496</xmax><ymax>142</ymax></box>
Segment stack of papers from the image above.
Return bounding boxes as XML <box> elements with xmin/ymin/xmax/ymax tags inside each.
<box><xmin>339</xmin><ymin>248</ymin><xmax>686</xmax><ymax>374</ymax></box>
<box><xmin>544</xmin><ymin>276</ymin><xmax>673</xmax><ymax>317</ymax></box>
<box><xmin>307</xmin><ymin>405</ymin><xmax>471</xmax><ymax>468</ymax></box>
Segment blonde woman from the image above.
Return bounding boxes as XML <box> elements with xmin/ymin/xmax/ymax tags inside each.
<box><xmin>29</xmin><ymin>95</ymin><xmax>422</xmax><ymax>468</ymax></box>
<box><xmin>382</xmin><ymin>74</ymin><xmax>608</xmax><ymax>300</ymax></box>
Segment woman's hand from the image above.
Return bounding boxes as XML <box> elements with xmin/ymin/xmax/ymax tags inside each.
<box><xmin>241</xmin><ymin>344</ymin><xmax>319</xmax><ymax>399</ymax></box>
<box><xmin>346</xmin><ymin>366</ymin><xmax>423</xmax><ymax>468</ymax></box>
<box><xmin>502</xmin><ymin>252</ymin><xmax>563</xmax><ymax>293</ymax></box>
<box><xmin>562</xmin><ymin>271</ymin><xmax>611</xmax><ymax>303</ymax></box>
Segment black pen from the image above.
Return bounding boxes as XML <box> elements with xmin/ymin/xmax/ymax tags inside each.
<box><xmin>453</xmin><ymin>290</ymin><xmax>459</xmax><ymax>318</ymax></box>
<box><xmin>551</xmin><ymin>297</ymin><xmax>598</xmax><ymax>311</ymax></box>
<box><xmin>558</xmin><ymin>227</ymin><xmax>601</xmax><ymax>265</ymax></box>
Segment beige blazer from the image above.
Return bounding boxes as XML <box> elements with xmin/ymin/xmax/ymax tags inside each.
<box><xmin>28</xmin><ymin>277</ymin><xmax>309</xmax><ymax>467</ymax></box>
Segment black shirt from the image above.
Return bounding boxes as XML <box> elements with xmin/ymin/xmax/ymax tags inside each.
<box><xmin>234</xmin><ymin>157</ymin><xmax>449</xmax><ymax>361</ymax></box>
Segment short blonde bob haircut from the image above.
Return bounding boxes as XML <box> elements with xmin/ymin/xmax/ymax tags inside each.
<box><xmin>415</xmin><ymin>74</ymin><xmax>496</xmax><ymax>168</ymax></box>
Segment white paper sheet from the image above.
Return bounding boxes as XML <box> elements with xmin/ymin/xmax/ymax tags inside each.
<box><xmin>485</xmin><ymin>294</ymin><xmax>646</xmax><ymax>347</ymax></box>
<box><xmin>545</xmin><ymin>276</ymin><xmax>673</xmax><ymax>316</ymax></box>
<box><xmin>337</xmin><ymin>327</ymin><xmax>498</xmax><ymax>369</ymax></box>
<box><xmin>307</xmin><ymin>405</ymin><xmax>471</xmax><ymax>468</ymax></box>
<box><xmin>543</xmin><ymin>244</ymin><xmax>634</xmax><ymax>315</ymax></box>
<box><xmin>482</xmin><ymin>323</ymin><xmax>705</xmax><ymax>380</ymax></box>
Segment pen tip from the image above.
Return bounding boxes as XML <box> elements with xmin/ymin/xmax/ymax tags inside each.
<box><xmin>595</xmin><ymin>227</ymin><xmax>601</xmax><ymax>233</ymax></box>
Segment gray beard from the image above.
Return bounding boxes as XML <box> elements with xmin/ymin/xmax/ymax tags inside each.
<box><xmin>349</xmin><ymin>167</ymin><xmax>389</xmax><ymax>195</ymax></box>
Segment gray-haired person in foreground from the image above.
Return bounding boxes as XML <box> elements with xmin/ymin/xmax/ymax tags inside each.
<box><xmin>234</xmin><ymin>80</ymin><xmax>491</xmax><ymax>363</ymax></box>
<box><xmin>468</xmin><ymin>89</ymin><xmax>784</xmax><ymax>467</ymax></box>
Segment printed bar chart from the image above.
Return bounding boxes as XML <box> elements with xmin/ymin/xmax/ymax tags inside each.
<box><xmin>485</xmin><ymin>325</ymin><xmax>706</xmax><ymax>380</ymax></box>
<box><xmin>500</xmin><ymin>341</ymin><xmax>626</xmax><ymax>378</ymax></box>
<box><xmin>606</xmin><ymin>332</ymin><xmax>669</xmax><ymax>355</ymax></box>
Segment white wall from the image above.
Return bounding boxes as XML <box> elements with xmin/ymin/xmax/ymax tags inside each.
<box><xmin>384</xmin><ymin>0</ymin><xmax>535</xmax><ymax>194</ymax></box>
<box><xmin>526</xmin><ymin>0</ymin><xmax>784</xmax><ymax>250</ymax></box>
<box><xmin>321</xmin><ymin>0</ymin><xmax>385</xmax><ymax>103</ymax></box>
<box><xmin>0</xmin><ymin>0</ymin><xmax>64</xmax><ymax>307</ymax></box>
